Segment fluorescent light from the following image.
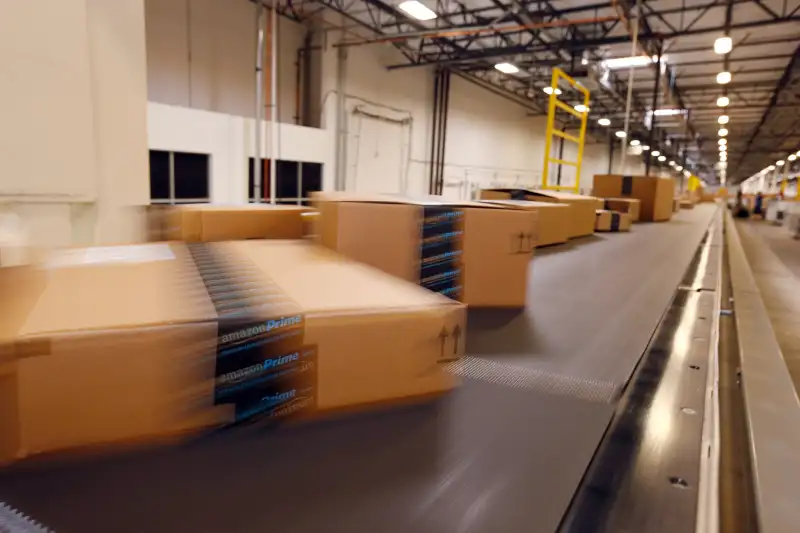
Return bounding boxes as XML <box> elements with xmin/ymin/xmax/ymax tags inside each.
<box><xmin>543</xmin><ymin>86</ymin><xmax>562</xmax><ymax>95</ymax></box>
<box><xmin>574</xmin><ymin>104</ymin><xmax>590</xmax><ymax>113</ymax></box>
<box><xmin>581</xmin><ymin>58</ymin><xmax>588</xmax><ymax>66</ymax></box>
<box><xmin>714</xmin><ymin>36</ymin><xmax>733</xmax><ymax>55</ymax></box>
<box><xmin>719</xmin><ymin>145</ymin><xmax>727</xmax><ymax>152</ymax></box>
<box><xmin>720</xmin><ymin>155</ymin><xmax>727</xmax><ymax>161</ymax></box>
<box><xmin>658</xmin><ymin>155</ymin><xmax>666</xmax><ymax>162</ymax></box>
<box><xmin>768</xmin><ymin>165</ymin><xmax>776</xmax><ymax>170</ymax></box>
<box><xmin>652</xmin><ymin>108</ymin><xmax>684</xmax><ymax>116</ymax></box>
<box><xmin>630</xmin><ymin>140</ymin><xmax>640</xmax><ymax>146</ymax></box>
<box><xmin>684</xmin><ymin>170</ymin><xmax>691</xmax><ymax>177</ymax></box>
<box><xmin>398</xmin><ymin>1</ymin><xmax>437</xmax><ymax>20</ymax></box>
<box><xmin>676</xmin><ymin>165</ymin><xmax>683</xmax><ymax>171</ymax></box>
<box><xmin>598</xmin><ymin>117</ymin><xmax>611</xmax><ymax>126</ymax></box>
<box><xmin>651</xmin><ymin>150</ymin><xmax>661</xmax><ymax>156</ymax></box>
<box><xmin>718</xmin><ymin>115</ymin><xmax>729</xmax><ymax>124</ymax></box>
<box><xmin>717</xmin><ymin>96</ymin><xmax>730</xmax><ymax>107</ymax></box>
<box><xmin>669</xmin><ymin>160</ymin><xmax>676</xmax><ymax>166</ymax></box>
<box><xmin>796</xmin><ymin>150</ymin><xmax>800</xmax><ymax>156</ymax></box>
<box><xmin>717</xmin><ymin>71</ymin><xmax>732</xmax><ymax>84</ymax></box>
<box><xmin>718</xmin><ymin>128</ymin><xmax>728</xmax><ymax>137</ymax></box>
<box><xmin>642</xmin><ymin>145</ymin><xmax>650</xmax><ymax>151</ymax></box>
<box><xmin>789</xmin><ymin>154</ymin><xmax>797</xmax><ymax>161</ymax></box>
<box><xmin>602</xmin><ymin>55</ymin><xmax>664</xmax><ymax>70</ymax></box>
<box><xmin>494</xmin><ymin>62</ymin><xmax>519</xmax><ymax>74</ymax></box>
<box><xmin>615</xmin><ymin>130</ymin><xmax>627</xmax><ymax>138</ymax></box>
<box><xmin>718</xmin><ymin>138</ymin><xmax>727</xmax><ymax>145</ymax></box>
<box><xmin>777</xmin><ymin>160</ymin><xmax>785</xmax><ymax>166</ymax></box>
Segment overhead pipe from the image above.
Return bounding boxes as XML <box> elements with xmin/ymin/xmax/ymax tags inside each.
<box><xmin>645</xmin><ymin>45</ymin><xmax>663</xmax><ymax>175</ymax></box>
<box><xmin>618</xmin><ymin>0</ymin><xmax>640</xmax><ymax>174</ymax></box>
<box><xmin>428</xmin><ymin>69</ymin><xmax>441</xmax><ymax>195</ymax></box>
<box><xmin>333</xmin><ymin>16</ymin><xmax>619</xmax><ymax>48</ymax></box>
<box><xmin>269</xmin><ymin>0</ymin><xmax>278</xmax><ymax>205</ymax></box>
<box><xmin>254</xmin><ymin>2</ymin><xmax>265</xmax><ymax>203</ymax></box>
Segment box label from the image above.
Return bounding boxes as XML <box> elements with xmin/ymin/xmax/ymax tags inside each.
<box><xmin>621</xmin><ymin>176</ymin><xmax>633</xmax><ymax>196</ymax></box>
<box><xmin>419</xmin><ymin>206</ymin><xmax>463</xmax><ymax>300</ymax></box>
<box><xmin>610</xmin><ymin>212</ymin><xmax>621</xmax><ymax>232</ymax></box>
<box><xmin>187</xmin><ymin>243</ymin><xmax>315</xmax><ymax>428</ymax></box>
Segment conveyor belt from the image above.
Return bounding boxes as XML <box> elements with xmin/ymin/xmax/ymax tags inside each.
<box><xmin>0</xmin><ymin>205</ymin><xmax>717</xmax><ymax>533</ymax></box>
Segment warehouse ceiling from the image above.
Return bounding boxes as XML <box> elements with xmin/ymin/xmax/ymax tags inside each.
<box><xmin>283</xmin><ymin>0</ymin><xmax>800</xmax><ymax>183</ymax></box>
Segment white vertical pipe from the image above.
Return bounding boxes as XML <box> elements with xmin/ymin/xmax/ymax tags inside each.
<box><xmin>618</xmin><ymin>1</ymin><xmax>640</xmax><ymax>174</ymax></box>
<box><xmin>269</xmin><ymin>0</ymin><xmax>278</xmax><ymax>205</ymax></box>
<box><xmin>254</xmin><ymin>2</ymin><xmax>265</xmax><ymax>203</ymax></box>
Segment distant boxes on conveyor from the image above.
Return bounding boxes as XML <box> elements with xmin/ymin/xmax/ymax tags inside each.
<box><xmin>0</xmin><ymin>240</ymin><xmax>464</xmax><ymax>464</ymax></box>
<box><xmin>313</xmin><ymin>193</ymin><xmax>536</xmax><ymax>307</ymax></box>
<box><xmin>149</xmin><ymin>204</ymin><xmax>311</xmax><ymax>242</ymax></box>
<box><xmin>479</xmin><ymin>188</ymin><xmax>597</xmax><ymax>239</ymax></box>
<box><xmin>478</xmin><ymin>199</ymin><xmax>570</xmax><ymax>247</ymax></box>
<box><xmin>592</xmin><ymin>175</ymin><xmax>675</xmax><ymax>222</ymax></box>
<box><xmin>595</xmin><ymin>210</ymin><xmax>632</xmax><ymax>232</ymax></box>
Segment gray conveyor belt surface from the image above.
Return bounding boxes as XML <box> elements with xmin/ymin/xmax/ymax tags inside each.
<box><xmin>0</xmin><ymin>205</ymin><xmax>717</xmax><ymax>533</ymax></box>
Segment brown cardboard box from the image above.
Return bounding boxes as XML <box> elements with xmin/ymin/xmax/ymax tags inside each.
<box><xmin>480</xmin><ymin>199</ymin><xmax>570</xmax><ymax>247</ymax></box>
<box><xmin>0</xmin><ymin>240</ymin><xmax>464</xmax><ymax>463</ymax></box>
<box><xmin>592</xmin><ymin>175</ymin><xmax>675</xmax><ymax>222</ymax></box>
<box><xmin>159</xmin><ymin>204</ymin><xmax>310</xmax><ymax>242</ymax></box>
<box><xmin>601</xmin><ymin>198</ymin><xmax>641</xmax><ymax>222</ymax></box>
<box><xmin>679</xmin><ymin>199</ymin><xmax>695</xmax><ymax>210</ymax></box>
<box><xmin>479</xmin><ymin>189</ymin><xmax>597</xmax><ymax>239</ymax></box>
<box><xmin>314</xmin><ymin>193</ymin><xmax>536</xmax><ymax>307</ymax></box>
<box><xmin>595</xmin><ymin>210</ymin><xmax>632</xmax><ymax>232</ymax></box>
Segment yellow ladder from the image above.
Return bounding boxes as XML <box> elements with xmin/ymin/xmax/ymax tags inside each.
<box><xmin>542</xmin><ymin>68</ymin><xmax>590</xmax><ymax>193</ymax></box>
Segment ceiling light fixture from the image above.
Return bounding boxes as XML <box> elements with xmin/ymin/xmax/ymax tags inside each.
<box><xmin>615</xmin><ymin>130</ymin><xmax>627</xmax><ymax>138</ymax></box>
<box><xmin>718</xmin><ymin>115</ymin><xmax>729</xmax><ymax>124</ymax></box>
<box><xmin>574</xmin><ymin>104</ymin><xmax>590</xmax><ymax>113</ymax></box>
<box><xmin>543</xmin><ymin>86</ymin><xmax>562</xmax><ymax>95</ymax></box>
<box><xmin>658</xmin><ymin>155</ymin><xmax>667</xmax><ymax>162</ymax></box>
<box><xmin>714</xmin><ymin>36</ymin><xmax>733</xmax><ymax>55</ymax></box>
<box><xmin>494</xmin><ymin>62</ymin><xmax>519</xmax><ymax>74</ymax></box>
<box><xmin>718</xmin><ymin>128</ymin><xmax>728</xmax><ymax>137</ymax></box>
<box><xmin>676</xmin><ymin>165</ymin><xmax>683</xmax><ymax>171</ymax></box>
<box><xmin>642</xmin><ymin>145</ymin><xmax>650</xmax><ymax>151</ymax></box>
<box><xmin>651</xmin><ymin>108</ymin><xmax>685</xmax><ymax>116</ymax></box>
<box><xmin>630</xmin><ymin>140</ymin><xmax>640</xmax><ymax>146</ymax></box>
<box><xmin>398</xmin><ymin>0</ymin><xmax>437</xmax><ymax>20</ymax></box>
<box><xmin>716</xmin><ymin>96</ymin><xmax>730</xmax><ymax>107</ymax></box>
<box><xmin>602</xmin><ymin>55</ymin><xmax>664</xmax><ymax>70</ymax></box>
<box><xmin>651</xmin><ymin>150</ymin><xmax>661</xmax><ymax>156</ymax></box>
<box><xmin>768</xmin><ymin>165</ymin><xmax>776</xmax><ymax>170</ymax></box>
<box><xmin>777</xmin><ymin>160</ymin><xmax>785</xmax><ymax>166</ymax></box>
<box><xmin>717</xmin><ymin>71</ymin><xmax>732</xmax><ymax>84</ymax></box>
<box><xmin>598</xmin><ymin>117</ymin><xmax>611</xmax><ymax>126</ymax></box>
<box><xmin>684</xmin><ymin>170</ymin><xmax>691</xmax><ymax>177</ymax></box>
<box><xmin>789</xmin><ymin>154</ymin><xmax>797</xmax><ymax>161</ymax></box>
<box><xmin>718</xmin><ymin>138</ymin><xmax>727</xmax><ymax>145</ymax></box>
<box><xmin>669</xmin><ymin>160</ymin><xmax>676</xmax><ymax>166</ymax></box>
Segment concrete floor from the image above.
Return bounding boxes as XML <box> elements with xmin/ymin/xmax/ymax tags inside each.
<box><xmin>736</xmin><ymin>220</ymin><xmax>800</xmax><ymax>392</ymax></box>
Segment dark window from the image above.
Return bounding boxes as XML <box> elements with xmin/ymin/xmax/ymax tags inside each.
<box><xmin>301</xmin><ymin>163</ymin><xmax>323</xmax><ymax>205</ymax></box>
<box><xmin>248</xmin><ymin>158</ymin><xmax>272</xmax><ymax>202</ymax></box>
<box><xmin>276</xmin><ymin>160</ymin><xmax>299</xmax><ymax>204</ymax></box>
<box><xmin>174</xmin><ymin>152</ymin><xmax>210</xmax><ymax>200</ymax></box>
<box><xmin>149</xmin><ymin>150</ymin><xmax>170</xmax><ymax>200</ymax></box>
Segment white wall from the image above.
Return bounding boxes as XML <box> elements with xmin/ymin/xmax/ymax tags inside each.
<box><xmin>147</xmin><ymin>102</ymin><xmax>334</xmax><ymax>203</ymax></box>
<box><xmin>145</xmin><ymin>0</ymin><xmax>306</xmax><ymax>123</ymax></box>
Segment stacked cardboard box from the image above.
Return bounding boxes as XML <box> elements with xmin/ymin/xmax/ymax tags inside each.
<box><xmin>150</xmin><ymin>204</ymin><xmax>310</xmax><ymax>242</ymax></box>
<box><xmin>595</xmin><ymin>210</ymin><xmax>632</xmax><ymax>232</ymax></box>
<box><xmin>592</xmin><ymin>175</ymin><xmax>675</xmax><ymax>222</ymax></box>
<box><xmin>0</xmin><ymin>241</ymin><xmax>464</xmax><ymax>463</ymax></box>
<box><xmin>478</xmin><ymin>199</ymin><xmax>570</xmax><ymax>247</ymax></box>
<box><xmin>600</xmin><ymin>198</ymin><xmax>641</xmax><ymax>222</ymax></box>
<box><xmin>479</xmin><ymin>189</ymin><xmax>597</xmax><ymax>238</ymax></box>
<box><xmin>313</xmin><ymin>193</ymin><xmax>536</xmax><ymax>307</ymax></box>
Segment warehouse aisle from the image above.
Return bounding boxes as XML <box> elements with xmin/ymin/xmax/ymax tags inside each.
<box><xmin>0</xmin><ymin>206</ymin><xmax>718</xmax><ymax>533</ymax></box>
<box><xmin>735</xmin><ymin>220</ymin><xmax>800</xmax><ymax>392</ymax></box>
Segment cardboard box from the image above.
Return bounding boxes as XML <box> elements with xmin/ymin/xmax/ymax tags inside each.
<box><xmin>595</xmin><ymin>210</ymin><xmax>632</xmax><ymax>232</ymax></box>
<box><xmin>601</xmin><ymin>198</ymin><xmax>641</xmax><ymax>222</ymax></box>
<box><xmin>679</xmin><ymin>199</ymin><xmax>695</xmax><ymax>210</ymax></box>
<box><xmin>314</xmin><ymin>193</ymin><xmax>536</xmax><ymax>307</ymax></box>
<box><xmin>591</xmin><ymin>175</ymin><xmax>675</xmax><ymax>222</ymax></box>
<box><xmin>0</xmin><ymin>241</ymin><xmax>464</xmax><ymax>463</ymax></box>
<box><xmin>158</xmin><ymin>204</ymin><xmax>310</xmax><ymax>242</ymax></box>
<box><xmin>480</xmin><ymin>199</ymin><xmax>570</xmax><ymax>247</ymax></box>
<box><xmin>479</xmin><ymin>189</ymin><xmax>597</xmax><ymax>239</ymax></box>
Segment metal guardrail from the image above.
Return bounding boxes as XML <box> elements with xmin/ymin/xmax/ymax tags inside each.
<box><xmin>725</xmin><ymin>210</ymin><xmax>800</xmax><ymax>533</ymax></box>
